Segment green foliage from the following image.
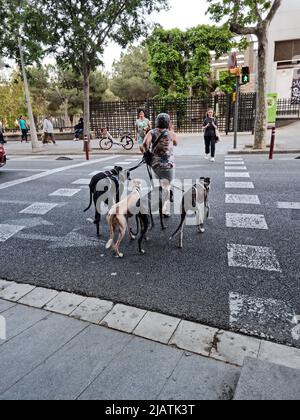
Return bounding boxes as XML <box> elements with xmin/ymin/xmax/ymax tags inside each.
<box><xmin>147</xmin><ymin>25</ymin><xmax>235</xmax><ymax>98</ymax></box>
<box><xmin>0</xmin><ymin>74</ymin><xmax>27</xmax><ymax>128</ymax></box>
<box><xmin>111</xmin><ymin>46</ymin><xmax>159</xmax><ymax>100</ymax></box>
<box><xmin>218</xmin><ymin>70</ymin><xmax>236</xmax><ymax>94</ymax></box>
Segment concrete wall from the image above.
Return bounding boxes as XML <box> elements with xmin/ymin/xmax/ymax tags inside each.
<box><xmin>267</xmin><ymin>0</ymin><xmax>300</xmax><ymax>97</ymax></box>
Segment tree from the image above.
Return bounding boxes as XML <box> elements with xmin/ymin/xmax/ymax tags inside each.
<box><xmin>207</xmin><ymin>0</ymin><xmax>282</xmax><ymax>149</ymax></box>
<box><xmin>0</xmin><ymin>0</ymin><xmax>49</xmax><ymax>149</ymax></box>
<box><xmin>147</xmin><ymin>25</ymin><xmax>235</xmax><ymax>98</ymax></box>
<box><xmin>111</xmin><ymin>46</ymin><xmax>159</xmax><ymax>100</ymax></box>
<box><xmin>33</xmin><ymin>0</ymin><xmax>169</xmax><ymax>143</ymax></box>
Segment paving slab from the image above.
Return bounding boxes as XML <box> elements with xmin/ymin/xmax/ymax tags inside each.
<box><xmin>134</xmin><ymin>311</ymin><xmax>180</xmax><ymax>344</ymax></box>
<box><xmin>100</xmin><ymin>304</ymin><xmax>146</xmax><ymax>334</ymax></box>
<box><xmin>0</xmin><ymin>324</ymin><xmax>131</xmax><ymax>400</ymax></box>
<box><xmin>44</xmin><ymin>292</ymin><xmax>86</xmax><ymax>315</ymax></box>
<box><xmin>0</xmin><ymin>312</ymin><xmax>87</xmax><ymax>396</ymax></box>
<box><xmin>169</xmin><ymin>320</ymin><xmax>218</xmax><ymax>356</ymax></box>
<box><xmin>210</xmin><ymin>331</ymin><xmax>261</xmax><ymax>367</ymax></box>
<box><xmin>258</xmin><ymin>341</ymin><xmax>300</xmax><ymax>370</ymax></box>
<box><xmin>0</xmin><ymin>283</ymin><xmax>36</xmax><ymax>302</ymax></box>
<box><xmin>0</xmin><ymin>280</ymin><xmax>14</xmax><ymax>291</ymax></box>
<box><xmin>79</xmin><ymin>336</ymin><xmax>183</xmax><ymax>400</ymax></box>
<box><xmin>159</xmin><ymin>353</ymin><xmax>241</xmax><ymax>401</ymax></box>
<box><xmin>71</xmin><ymin>298</ymin><xmax>114</xmax><ymax>324</ymax></box>
<box><xmin>0</xmin><ymin>305</ymin><xmax>48</xmax><ymax>346</ymax></box>
<box><xmin>234</xmin><ymin>357</ymin><xmax>300</xmax><ymax>400</ymax></box>
<box><xmin>19</xmin><ymin>288</ymin><xmax>59</xmax><ymax>309</ymax></box>
<box><xmin>0</xmin><ymin>299</ymin><xmax>16</xmax><ymax>314</ymax></box>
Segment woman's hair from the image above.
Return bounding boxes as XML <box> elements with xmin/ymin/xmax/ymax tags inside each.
<box><xmin>138</xmin><ymin>109</ymin><xmax>145</xmax><ymax>116</ymax></box>
<box><xmin>206</xmin><ymin>109</ymin><xmax>215</xmax><ymax>117</ymax></box>
<box><xmin>156</xmin><ymin>113</ymin><xmax>170</xmax><ymax>129</ymax></box>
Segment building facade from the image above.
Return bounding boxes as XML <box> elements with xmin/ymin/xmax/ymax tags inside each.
<box><xmin>267</xmin><ymin>0</ymin><xmax>300</xmax><ymax>100</ymax></box>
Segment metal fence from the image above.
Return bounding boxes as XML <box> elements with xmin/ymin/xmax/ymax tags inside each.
<box><xmin>90</xmin><ymin>94</ymin><xmax>258</xmax><ymax>136</ymax></box>
<box><xmin>277</xmin><ymin>98</ymin><xmax>300</xmax><ymax>118</ymax></box>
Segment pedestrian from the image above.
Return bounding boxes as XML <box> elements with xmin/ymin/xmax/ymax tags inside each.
<box><xmin>74</xmin><ymin>118</ymin><xmax>84</xmax><ymax>141</ymax></box>
<box><xmin>203</xmin><ymin>108</ymin><xmax>219</xmax><ymax>162</ymax></box>
<box><xmin>143</xmin><ymin>113</ymin><xmax>178</xmax><ymax>216</ymax></box>
<box><xmin>0</xmin><ymin>121</ymin><xmax>6</xmax><ymax>144</ymax></box>
<box><xmin>135</xmin><ymin>109</ymin><xmax>151</xmax><ymax>153</ymax></box>
<box><xmin>19</xmin><ymin>116</ymin><xmax>29</xmax><ymax>143</ymax></box>
<box><xmin>43</xmin><ymin>116</ymin><xmax>57</xmax><ymax>145</ymax></box>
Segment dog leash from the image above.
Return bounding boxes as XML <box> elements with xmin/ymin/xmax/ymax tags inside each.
<box><xmin>128</xmin><ymin>158</ymin><xmax>146</xmax><ymax>173</ymax></box>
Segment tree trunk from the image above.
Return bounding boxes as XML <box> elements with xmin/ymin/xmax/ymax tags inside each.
<box><xmin>254</xmin><ymin>31</ymin><xmax>268</xmax><ymax>149</ymax></box>
<box><xmin>83</xmin><ymin>58</ymin><xmax>91</xmax><ymax>151</ymax></box>
<box><xmin>64</xmin><ymin>98</ymin><xmax>70</xmax><ymax>128</ymax></box>
<box><xmin>18</xmin><ymin>38</ymin><xmax>40</xmax><ymax>151</ymax></box>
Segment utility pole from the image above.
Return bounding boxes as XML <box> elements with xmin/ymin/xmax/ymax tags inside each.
<box><xmin>18</xmin><ymin>38</ymin><xmax>40</xmax><ymax>151</ymax></box>
<box><xmin>233</xmin><ymin>75</ymin><xmax>240</xmax><ymax>150</ymax></box>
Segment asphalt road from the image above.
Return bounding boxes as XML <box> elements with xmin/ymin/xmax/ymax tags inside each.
<box><xmin>0</xmin><ymin>152</ymin><xmax>299</xmax><ymax>348</ymax></box>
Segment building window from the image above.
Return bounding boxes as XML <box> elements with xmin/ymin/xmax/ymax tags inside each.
<box><xmin>275</xmin><ymin>40</ymin><xmax>300</xmax><ymax>62</ymax></box>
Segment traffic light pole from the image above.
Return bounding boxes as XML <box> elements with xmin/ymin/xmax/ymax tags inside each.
<box><xmin>233</xmin><ymin>76</ymin><xmax>240</xmax><ymax>150</ymax></box>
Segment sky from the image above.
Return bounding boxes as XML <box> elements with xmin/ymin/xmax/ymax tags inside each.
<box><xmin>103</xmin><ymin>0</ymin><xmax>212</xmax><ymax>73</ymax></box>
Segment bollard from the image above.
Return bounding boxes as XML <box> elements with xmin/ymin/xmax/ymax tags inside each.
<box><xmin>84</xmin><ymin>135</ymin><xmax>90</xmax><ymax>161</ymax></box>
<box><xmin>269</xmin><ymin>127</ymin><xmax>276</xmax><ymax>160</ymax></box>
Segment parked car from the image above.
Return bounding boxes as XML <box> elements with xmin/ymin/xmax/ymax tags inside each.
<box><xmin>0</xmin><ymin>143</ymin><xmax>6</xmax><ymax>167</ymax></box>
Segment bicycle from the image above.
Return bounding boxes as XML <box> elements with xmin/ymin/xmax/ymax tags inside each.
<box><xmin>99</xmin><ymin>129</ymin><xmax>134</xmax><ymax>151</ymax></box>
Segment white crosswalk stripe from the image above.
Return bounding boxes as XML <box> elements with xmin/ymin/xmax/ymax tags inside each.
<box><xmin>277</xmin><ymin>202</ymin><xmax>300</xmax><ymax>210</ymax></box>
<box><xmin>227</xmin><ymin>244</ymin><xmax>281</xmax><ymax>272</ymax></box>
<box><xmin>50</xmin><ymin>189</ymin><xmax>81</xmax><ymax>197</ymax></box>
<box><xmin>225</xmin><ymin>194</ymin><xmax>261</xmax><ymax>205</ymax></box>
<box><xmin>225</xmin><ymin>166</ymin><xmax>247</xmax><ymax>170</ymax></box>
<box><xmin>72</xmin><ymin>179</ymin><xmax>91</xmax><ymax>185</ymax></box>
<box><xmin>0</xmin><ymin>224</ymin><xmax>25</xmax><ymax>242</ymax></box>
<box><xmin>20</xmin><ymin>203</ymin><xmax>59</xmax><ymax>215</ymax></box>
<box><xmin>225</xmin><ymin>172</ymin><xmax>250</xmax><ymax>178</ymax></box>
<box><xmin>225</xmin><ymin>182</ymin><xmax>255</xmax><ymax>189</ymax></box>
<box><xmin>226</xmin><ymin>213</ymin><xmax>268</xmax><ymax>230</ymax></box>
<box><xmin>224</xmin><ymin>162</ymin><xmax>245</xmax><ymax>165</ymax></box>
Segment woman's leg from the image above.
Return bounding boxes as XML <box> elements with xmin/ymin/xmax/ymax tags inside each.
<box><xmin>211</xmin><ymin>137</ymin><xmax>216</xmax><ymax>158</ymax></box>
<box><xmin>204</xmin><ymin>136</ymin><xmax>211</xmax><ymax>156</ymax></box>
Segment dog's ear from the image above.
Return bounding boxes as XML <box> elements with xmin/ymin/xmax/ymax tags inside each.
<box><xmin>114</xmin><ymin>166</ymin><xmax>123</xmax><ymax>173</ymax></box>
<box><xmin>132</xmin><ymin>179</ymin><xmax>142</xmax><ymax>189</ymax></box>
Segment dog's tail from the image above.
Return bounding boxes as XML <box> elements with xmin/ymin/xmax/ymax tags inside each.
<box><xmin>169</xmin><ymin>211</ymin><xmax>187</xmax><ymax>240</ymax></box>
<box><xmin>83</xmin><ymin>189</ymin><xmax>93</xmax><ymax>213</ymax></box>
<box><xmin>106</xmin><ymin>214</ymin><xmax>116</xmax><ymax>249</ymax></box>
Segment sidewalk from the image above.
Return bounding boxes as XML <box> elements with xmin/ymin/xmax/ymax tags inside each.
<box><xmin>3</xmin><ymin>122</ymin><xmax>300</xmax><ymax>158</ymax></box>
<box><xmin>0</xmin><ymin>280</ymin><xmax>299</xmax><ymax>400</ymax></box>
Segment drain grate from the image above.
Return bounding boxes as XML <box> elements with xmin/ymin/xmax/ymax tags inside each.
<box><xmin>56</xmin><ymin>157</ymin><xmax>73</xmax><ymax>161</ymax></box>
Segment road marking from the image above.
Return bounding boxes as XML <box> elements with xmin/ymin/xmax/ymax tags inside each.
<box><xmin>115</xmin><ymin>162</ymin><xmax>131</xmax><ymax>166</ymax></box>
<box><xmin>224</xmin><ymin>162</ymin><xmax>245</xmax><ymax>166</ymax></box>
<box><xmin>20</xmin><ymin>203</ymin><xmax>59</xmax><ymax>215</ymax></box>
<box><xmin>1</xmin><ymin>168</ymin><xmax>48</xmax><ymax>173</ymax></box>
<box><xmin>227</xmin><ymin>244</ymin><xmax>281</xmax><ymax>272</ymax></box>
<box><xmin>72</xmin><ymin>179</ymin><xmax>91</xmax><ymax>185</ymax></box>
<box><xmin>226</xmin><ymin>194</ymin><xmax>261</xmax><ymax>205</ymax></box>
<box><xmin>225</xmin><ymin>172</ymin><xmax>250</xmax><ymax>178</ymax></box>
<box><xmin>50</xmin><ymin>189</ymin><xmax>81</xmax><ymax>197</ymax></box>
<box><xmin>0</xmin><ymin>224</ymin><xmax>25</xmax><ymax>242</ymax></box>
<box><xmin>16</xmin><ymin>232</ymin><xmax>106</xmax><ymax>248</ymax></box>
<box><xmin>229</xmin><ymin>292</ymin><xmax>295</xmax><ymax>340</ymax></box>
<box><xmin>0</xmin><ymin>156</ymin><xmax>120</xmax><ymax>191</ymax></box>
<box><xmin>226</xmin><ymin>213</ymin><xmax>268</xmax><ymax>230</ymax></box>
<box><xmin>225</xmin><ymin>182</ymin><xmax>255</xmax><ymax>189</ymax></box>
<box><xmin>277</xmin><ymin>202</ymin><xmax>300</xmax><ymax>210</ymax></box>
<box><xmin>225</xmin><ymin>166</ymin><xmax>247</xmax><ymax>171</ymax></box>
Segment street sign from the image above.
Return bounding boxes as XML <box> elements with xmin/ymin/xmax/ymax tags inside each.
<box><xmin>267</xmin><ymin>93</ymin><xmax>278</xmax><ymax>125</ymax></box>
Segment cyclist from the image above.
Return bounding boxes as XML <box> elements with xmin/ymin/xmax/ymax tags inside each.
<box><xmin>74</xmin><ymin>118</ymin><xmax>84</xmax><ymax>141</ymax></box>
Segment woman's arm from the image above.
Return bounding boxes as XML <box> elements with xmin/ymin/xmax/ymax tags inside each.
<box><xmin>143</xmin><ymin>131</ymin><xmax>152</xmax><ymax>151</ymax></box>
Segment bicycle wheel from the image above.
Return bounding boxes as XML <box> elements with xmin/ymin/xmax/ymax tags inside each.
<box><xmin>99</xmin><ymin>138</ymin><xmax>113</xmax><ymax>150</ymax></box>
<box><xmin>121</xmin><ymin>136</ymin><xmax>134</xmax><ymax>150</ymax></box>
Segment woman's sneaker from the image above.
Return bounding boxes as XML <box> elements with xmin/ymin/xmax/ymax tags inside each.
<box><xmin>211</xmin><ymin>158</ymin><xmax>215</xmax><ymax>162</ymax></box>
<box><xmin>204</xmin><ymin>154</ymin><xmax>209</xmax><ymax>160</ymax></box>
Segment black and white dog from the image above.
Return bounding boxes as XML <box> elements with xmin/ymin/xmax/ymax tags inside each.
<box><xmin>84</xmin><ymin>166</ymin><xmax>130</xmax><ymax>236</ymax></box>
<box><xmin>170</xmin><ymin>177</ymin><xmax>211</xmax><ymax>248</ymax></box>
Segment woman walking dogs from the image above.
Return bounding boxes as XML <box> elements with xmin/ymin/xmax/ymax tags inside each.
<box><xmin>203</xmin><ymin>109</ymin><xmax>219</xmax><ymax>162</ymax></box>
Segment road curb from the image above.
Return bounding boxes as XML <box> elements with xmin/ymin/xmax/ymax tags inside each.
<box><xmin>228</xmin><ymin>149</ymin><xmax>300</xmax><ymax>155</ymax></box>
<box><xmin>0</xmin><ymin>279</ymin><xmax>299</xmax><ymax>370</ymax></box>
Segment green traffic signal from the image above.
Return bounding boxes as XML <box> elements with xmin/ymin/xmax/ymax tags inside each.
<box><xmin>242</xmin><ymin>67</ymin><xmax>250</xmax><ymax>85</ymax></box>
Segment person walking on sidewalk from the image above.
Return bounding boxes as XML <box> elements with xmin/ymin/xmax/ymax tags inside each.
<box><xmin>19</xmin><ymin>116</ymin><xmax>29</xmax><ymax>143</ymax></box>
<box><xmin>203</xmin><ymin>109</ymin><xmax>219</xmax><ymax>162</ymax></box>
<box><xmin>43</xmin><ymin>116</ymin><xmax>57</xmax><ymax>145</ymax></box>
<box><xmin>135</xmin><ymin>109</ymin><xmax>151</xmax><ymax>154</ymax></box>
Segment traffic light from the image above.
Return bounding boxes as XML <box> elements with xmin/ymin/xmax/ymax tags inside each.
<box><xmin>242</xmin><ymin>66</ymin><xmax>250</xmax><ymax>84</ymax></box>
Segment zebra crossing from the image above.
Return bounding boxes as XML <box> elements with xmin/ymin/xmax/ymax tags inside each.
<box><xmin>224</xmin><ymin>155</ymin><xmax>281</xmax><ymax>272</ymax></box>
<box><xmin>0</xmin><ymin>156</ymin><xmax>141</xmax><ymax>244</ymax></box>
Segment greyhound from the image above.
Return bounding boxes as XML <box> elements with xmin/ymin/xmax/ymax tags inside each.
<box><xmin>106</xmin><ymin>180</ymin><xmax>144</xmax><ymax>258</ymax></box>
<box><xmin>84</xmin><ymin>166</ymin><xmax>130</xmax><ymax>236</ymax></box>
<box><xmin>170</xmin><ymin>177</ymin><xmax>211</xmax><ymax>249</ymax></box>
